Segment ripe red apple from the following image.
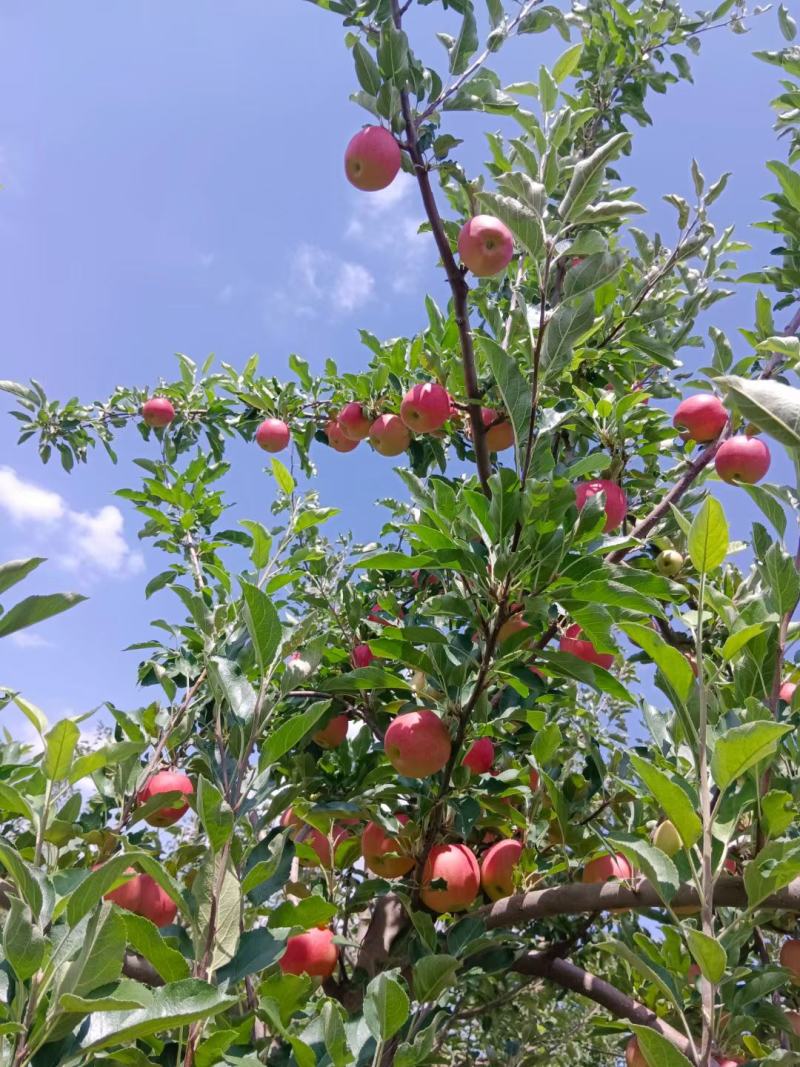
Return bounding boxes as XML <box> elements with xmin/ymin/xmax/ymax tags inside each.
<box><xmin>780</xmin><ymin>681</ymin><xmax>797</xmax><ymax>704</ymax></box>
<box><xmin>559</xmin><ymin>624</ymin><xmax>615</xmax><ymax>670</ymax></box>
<box><xmin>368</xmin><ymin>604</ymin><xmax>403</xmax><ymax>627</ymax></box>
<box><xmin>141</xmin><ymin>397</ymin><xmax>175</xmax><ymax>429</ymax></box>
<box><xmin>420</xmin><ymin>843</ymin><xmax>480</xmax><ymax>913</ymax></box>
<box><xmin>498</xmin><ymin>612</ymin><xmax>530</xmax><ymax>644</ymax></box>
<box><xmin>470</xmin><ymin>407</ymin><xmax>514</xmax><ymax>451</ymax></box>
<box><xmin>105</xmin><ymin>869</ymin><xmax>177</xmax><ymax>928</ymax></box>
<box><xmin>256</xmin><ymin>417</ymin><xmax>291</xmax><ymax>454</ymax></box>
<box><xmin>529</xmin><ymin>768</ymin><xmax>540</xmax><ymax>792</ymax></box>
<box><xmin>714</xmin><ymin>435</ymin><xmax>771</xmax><ymax>484</ymax></box>
<box><xmin>656</xmin><ymin>549</ymin><xmax>684</xmax><ymax>576</ymax></box>
<box><xmin>351</xmin><ymin>644</ymin><xmax>374</xmax><ymax>669</ymax></box>
<box><xmin>714</xmin><ymin>1059</ymin><xmax>744</xmax><ymax>1067</ymax></box>
<box><xmin>781</xmin><ymin>939</ymin><xmax>800</xmax><ymax>982</ymax></box>
<box><xmin>325</xmin><ymin>420</ymin><xmax>358</xmax><ymax>453</ymax></box>
<box><xmin>582</xmin><ymin>852</ymin><xmax>633</xmax><ymax>884</ymax></box>
<box><xmin>368</xmin><ymin>414</ymin><xmax>411</xmax><ymax>457</ymax></box>
<box><xmin>457</xmin><ymin>215</ymin><xmax>514</xmax><ymax>277</ymax></box>
<box><xmin>344</xmin><ymin>126</ymin><xmax>401</xmax><ymax>192</ymax></box>
<box><xmin>384</xmin><ymin>710</ymin><xmax>452</xmax><ymax>778</ymax></box>
<box><xmin>480</xmin><ymin>839</ymin><xmax>523</xmax><ymax>901</ymax></box>
<box><xmin>137</xmin><ymin>770</ymin><xmax>194</xmax><ymax>827</ymax></box>
<box><xmin>312</xmin><ymin>714</ymin><xmax>349</xmax><ymax>749</ymax></box>
<box><xmin>361</xmin><ymin>815</ymin><xmax>414</xmax><ymax>878</ymax></box>
<box><xmin>400</xmin><ymin>383</ymin><xmax>451</xmax><ymax>433</ymax></box>
<box><xmin>673</xmin><ymin>394</ymin><xmax>728</xmax><ymax>442</ymax></box>
<box><xmin>462</xmin><ymin>737</ymin><xmax>494</xmax><ymax>774</ymax></box>
<box><xmin>575</xmin><ymin>479</ymin><xmax>627</xmax><ymax>533</ymax></box>
<box><xmin>338</xmin><ymin>402</ymin><xmax>372</xmax><ymax>441</ymax></box>
<box><xmin>625</xmin><ymin>1037</ymin><xmax>647</xmax><ymax>1067</ymax></box>
<box><xmin>653</xmin><ymin>820</ymin><xmax>682</xmax><ymax>857</ymax></box>
<box><xmin>279</xmin><ymin>927</ymin><xmax>338</xmax><ymax>978</ymax></box>
<box><xmin>281</xmin><ymin>809</ymin><xmax>351</xmax><ymax>867</ymax></box>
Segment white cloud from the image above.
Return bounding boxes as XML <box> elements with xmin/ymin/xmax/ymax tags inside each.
<box><xmin>9</xmin><ymin>631</ymin><xmax>51</xmax><ymax>649</ymax></box>
<box><xmin>331</xmin><ymin>261</ymin><xmax>375</xmax><ymax>312</ymax></box>
<box><xmin>271</xmin><ymin>244</ymin><xmax>375</xmax><ymax>318</ymax></box>
<box><xmin>344</xmin><ymin>173</ymin><xmax>427</xmax><ymax>295</ymax></box>
<box><xmin>0</xmin><ymin>468</ymin><xmax>144</xmax><ymax>579</ymax></box>
<box><xmin>217</xmin><ymin>283</ymin><xmax>234</xmax><ymax>304</ymax></box>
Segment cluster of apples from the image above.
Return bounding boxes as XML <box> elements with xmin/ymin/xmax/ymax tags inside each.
<box><xmin>673</xmin><ymin>393</ymin><xmax>771</xmax><ymax>484</ymax></box>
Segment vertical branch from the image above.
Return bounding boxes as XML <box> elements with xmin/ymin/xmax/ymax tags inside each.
<box><xmin>695</xmin><ymin>569</ymin><xmax>714</xmax><ymax>1067</ymax></box>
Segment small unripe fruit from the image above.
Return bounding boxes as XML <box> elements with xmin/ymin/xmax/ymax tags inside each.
<box><xmin>411</xmin><ymin>669</ymin><xmax>443</xmax><ymax>702</ymax></box>
<box><xmin>279</xmin><ymin>927</ymin><xmax>338</xmax><ymax>978</ymax></box>
<box><xmin>325</xmin><ymin>420</ymin><xmax>358</xmax><ymax>453</ymax></box>
<box><xmin>142</xmin><ymin>397</ymin><xmax>175</xmax><ymax>429</ymax></box>
<box><xmin>559</xmin><ymin>624</ymin><xmax>615</xmax><ymax>670</ymax></box>
<box><xmin>673</xmin><ymin>394</ymin><xmax>728</xmax><ymax>442</ymax></box>
<box><xmin>480</xmin><ymin>838</ymin><xmax>523</xmax><ymax>900</ymax></box>
<box><xmin>457</xmin><ymin>216</ymin><xmax>514</xmax><ymax>277</ymax></box>
<box><xmin>369</xmin><ymin>414</ymin><xmax>411</xmax><ymax>457</ymax></box>
<box><xmin>575</xmin><ymin>479</ymin><xmax>627</xmax><ymax>533</ymax></box>
<box><xmin>781</xmin><ymin>938</ymin><xmax>800</xmax><ymax>983</ymax></box>
<box><xmin>420</xmin><ymin>843</ymin><xmax>480</xmax><ymax>912</ymax></box>
<box><xmin>582</xmin><ymin>852</ymin><xmax>633</xmax><ymax>884</ymax></box>
<box><xmin>338</xmin><ymin>402</ymin><xmax>372</xmax><ymax>441</ymax></box>
<box><xmin>384</xmin><ymin>710</ymin><xmax>451</xmax><ymax>778</ymax></box>
<box><xmin>312</xmin><ymin>714</ymin><xmax>349</xmax><ymax>749</ymax></box>
<box><xmin>653</xmin><ymin>820</ymin><xmax>682</xmax><ymax>857</ymax></box>
<box><xmin>400</xmin><ymin>383</ymin><xmax>451</xmax><ymax>433</ymax></box>
<box><xmin>137</xmin><ymin>770</ymin><xmax>194</xmax><ymax>827</ymax></box>
<box><xmin>351</xmin><ymin>644</ymin><xmax>374</xmax><ymax>669</ymax></box>
<box><xmin>780</xmin><ymin>681</ymin><xmax>797</xmax><ymax>704</ymax></box>
<box><xmin>345</xmin><ymin>126</ymin><xmax>401</xmax><ymax>192</ymax></box>
<box><xmin>715</xmin><ymin>435</ymin><xmax>771</xmax><ymax>484</ymax></box>
<box><xmin>462</xmin><ymin>737</ymin><xmax>494</xmax><ymax>774</ymax></box>
<box><xmin>656</xmin><ymin>549</ymin><xmax>684</xmax><ymax>576</ymax></box>
<box><xmin>361</xmin><ymin>815</ymin><xmax>414</xmax><ymax>878</ymax></box>
<box><xmin>256</xmin><ymin>418</ymin><xmax>291</xmax><ymax>454</ymax></box>
<box><xmin>105</xmin><ymin>869</ymin><xmax>177</xmax><ymax>928</ymax></box>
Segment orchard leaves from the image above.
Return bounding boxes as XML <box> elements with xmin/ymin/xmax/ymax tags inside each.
<box><xmin>717</xmin><ymin>374</ymin><xmax>800</xmax><ymax>450</ymax></box>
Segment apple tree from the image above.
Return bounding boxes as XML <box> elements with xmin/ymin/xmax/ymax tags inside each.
<box><xmin>2</xmin><ymin>1</ymin><xmax>800</xmax><ymax>1066</ymax></box>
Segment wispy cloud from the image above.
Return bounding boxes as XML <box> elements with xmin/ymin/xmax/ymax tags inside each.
<box><xmin>9</xmin><ymin>631</ymin><xmax>51</xmax><ymax>650</ymax></box>
<box><xmin>270</xmin><ymin>244</ymin><xmax>375</xmax><ymax>318</ymax></box>
<box><xmin>344</xmin><ymin>173</ymin><xmax>427</xmax><ymax>294</ymax></box>
<box><xmin>0</xmin><ymin>467</ymin><xmax>144</xmax><ymax>579</ymax></box>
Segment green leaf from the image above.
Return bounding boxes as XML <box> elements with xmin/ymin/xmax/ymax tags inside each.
<box><xmin>449</xmin><ymin>2</ymin><xmax>478</xmax><ymax>75</ymax></box>
<box><xmin>778</xmin><ymin>3</ymin><xmax>798</xmax><ymax>40</ymax></box>
<box><xmin>44</xmin><ymin>719</ymin><xmax>80</xmax><ymax>781</ymax></box>
<box><xmin>532</xmin><ymin>722</ymin><xmax>561</xmax><ymax>765</ymax></box>
<box><xmin>196</xmin><ymin>777</ymin><xmax>234</xmax><ymax>852</ymax></box>
<box><xmin>320</xmin><ymin>1000</ymin><xmax>350</xmax><ymax>1067</ymax></box>
<box><xmin>269</xmin><ymin>897</ymin><xmax>338</xmax><ymax>931</ymax></box>
<box><xmin>240</xmin><ymin>581</ymin><xmax>282</xmax><ymax>673</ymax></box>
<box><xmin>744</xmin><ymin>839</ymin><xmax>800</xmax><ymax>907</ymax></box>
<box><xmin>364</xmin><ymin>972</ymin><xmax>410</xmax><ymax>1041</ymax></box>
<box><xmin>619</xmin><ymin>623</ymin><xmax>694</xmax><ymax>703</ymax></box>
<box><xmin>193</xmin><ymin>854</ymin><xmax>240</xmax><ymax>974</ymax></box>
<box><xmin>629</xmin><ymin>1025</ymin><xmax>693</xmax><ymax>1067</ymax></box>
<box><xmin>629</xmin><ymin>755</ymin><xmax>701</xmax><ymax>849</ymax></box>
<box><xmin>67</xmin><ymin>852</ymin><xmax>183</xmax><ymax>927</ymax></box>
<box><xmin>0</xmin><ymin>592</ymin><xmax>87</xmax><ymax>639</ymax></box>
<box><xmin>206</xmin><ymin>657</ymin><xmax>257</xmax><ymax>724</ymax></box>
<box><xmin>81</xmin><ymin>980</ymin><xmax>236</xmax><ymax>1051</ymax></box>
<box><xmin>378</xmin><ymin>23</ymin><xmax>409</xmax><ymax>84</ymax></box>
<box><xmin>353</xmin><ymin>42</ymin><xmax>382</xmax><ymax>96</ymax></box>
<box><xmin>3</xmin><ymin>898</ymin><xmax>45</xmax><ymax>981</ymax></box>
<box><xmin>688</xmin><ymin>496</ymin><xmax>728</xmax><ymax>573</ymax></box>
<box><xmin>0</xmin><ymin>837</ymin><xmax>43</xmax><ymax>918</ymax></box>
<box><xmin>559</xmin><ymin>132</ymin><xmax>630</xmax><ymax>221</ymax></box>
<box><xmin>0</xmin><ymin>557</ymin><xmax>44</xmax><ymax>595</ymax></box>
<box><xmin>767</xmin><ymin>159</ymin><xmax>800</xmax><ymax>211</ymax></box>
<box><xmin>563</xmin><ymin>252</ymin><xmax>623</xmax><ymax>301</ymax></box>
<box><xmin>479</xmin><ymin>335</ymin><xmax>531</xmax><ymax>466</ymax></box>
<box><xmin>552</xmin><ymin>42</ymin><xmax>583</xmax><ymax>83</ymax></box>
<box><xmin>686</xmin><ymin>929</ymin><xmax>726</xmax><ymax>983</ymax></box>
<box><xmin>271</xmin><ymin>458</ymin><xmax>295</xmax><ymax>494</ymax></box>
<box><xmin>607</xmin><ymin>834</ymin><xmax>680</xmax><ymax>903</ymax></box>
<box><xmin>412</xmin><ymin>954</ymin><xmax>460</xmax><ymax>1003</ymax></box>
<box><xmin>540</xmin><ymin>295</ymin><xmax>595</xmax><ymax>377</ymax></box>
<box><xmin>242</xmin><ymin>831</ymin><xmax>294</xmax><ymax>905</ymax></box>
<box><xmin>123</xmin><ymin>913</ymin><xmax>191</xmax><ymax>983</ymax></box>
<box><xmin>261</xmin><ymin>701</ymin><xmax>330</xmax><ymax>766</ymax></box>
<box><xmin>355</xmin><ymin>552</ymin><xmax>432</xmax><ymax>571</ymax></box>
<box><xmin>216</xmin><ymin>928</ymin><xmax>284</xmax><ymax>985</ymax></box>
<box><xmin>716</xmin><ymin>374</ymin><xmax>800</xmax><ymax>449</ymax></box>
<box><xmin>538</xmin><ymin>65</ymin><xmax>557</xmax><ymax>111</ymax></box>
<box><xmin>762</xmin><ymin>789</ymin><xmax>795</xmax><ymax>838</ymax></box>
<box><xmin>322</xmin><ymin>668</ymin><xmax>412</xmax><ymax>692</ymax></box>
<box><xmin>720</xmin><ymin>622</ymin><xmax>771</xmax><ymax>661</ymax></box>
<box><xmin>240</xmin><ymin>520</ymin><xmax>272</xmax><ymax>568</ymax></box>
<box><xmin>0</xmin><ymin>782</ymin><xmax>34</xmax><ymax>822</ymax></box>
<box><xmin>55</xmin><ymin>904</ymin><xmax>127</xmax><ymax>1002</ymax></box>
<box><xmin>711</xmin><ymin>721</ymin><xmax>792</xmax><ymax>791</ymax></box>
<box><xmin>595</xmin><ymin>941</ymin><xmax>681</xmax><ymax>1015</ymax></box>
<box><xmin>478</xmin><ymin>192</ymin><xmax>543</xmax><ymax>259</ymax></box>
<box><xmin>11</xmin><ymin>694</ymin><xmax>49</xmax><ymax>735</ymax></box>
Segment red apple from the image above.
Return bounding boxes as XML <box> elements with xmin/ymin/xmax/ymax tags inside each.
<box><xmin>559</xmin><ymin>624</ymin><xmax>615</xmax><ymax>670</ymax></box>
<box><xmin>529</xmin><ymin>768</ymin><xmax>540</xmax><ymax>792</ymax></box>
<box><xmin>786</xmin><ymin>1010</ymin><xmax>800</xmax><ymax>1036</ymax></box>
<box><xmin>344</xmin><ymin>126</ymin><xmax>401</xmax><ymax>192</ymax></box>
<box><xmin>105</xmin><ymin>869</ymin><xmax>177</xmax><ymax>928</ymax></box>
<box><xmin>582</xmin><ymin>852</ymin><xmax>633</xmax><ymax>884</ymax></box>
<box><xmin>469</xmin><ymin>407</ymin><xmax>514</xmax><ymax>452</ymax></box>
<box><xmin>625</xmin><ymin>1037</ymin><xmax>647</xmax><ymax>1067</ymax></box>
<box><xmin>480</xmin><ymin>838</ymin><xmax>523</xmax><ymax>901</ymax></box>
<box><xmin>282</xmin><ymin>810</ymin><xmax>351</xmax><ymax>868</ymax></box>
<box><xmin>256</xmin><ymin>418</ymin><xmax>291</xmax><ymax>454</ymax></box>
<box><xmin>673</xmin><ymin>394</ymin><xmax>728</xmax><ymax>442</ymax></box>
<box><xmin>400</xmin><ymin>383</ymin><xmax>451</xmax><ymax>433</ymax></box>
<box><xmin>780</xmin><ymin>681</ymin><xmax>797</xmax><ymax>704</ymax></box>
<box><xmin>714</xmin><ymin>435</ymin><xmax>771</xmax><ymax>484</ymax></box>
<box><xmin>498</xmin><ymin>610</ymin><xmax>530</xmax><ymax>644</ymax></box>
<box><xmin>384</xmin><ymin>710</ymin><xmax>451</xmax><ymax>778</ymax></box>
<box><xmin>312</xmin><ymin>714</ymin><xmax>349</xmax><ymax>749</ymax></box>
<box><xmin>142</xmin><ymin>397</ymin><xmax>175</xmax><ymax>429</ymax></box>
<box><xmin>688</xmin><ymin>963</ymin><xmax>701</xmax><ymax>983</ymax></box>
<box><xmin>325</xmin><ymin>420</ymin><xmax>358</xmax><ymax>453</ymax></box>
<box><xmin>279</xmin><ymin>927</ymin><xmax>338</xmax><ymax>978</ymax></box>
<box><xmin>781</xmin><ymin>939</ymin><xmax>800</xmax><ymax>982</ymax></box>
<box><xmin>368</xmin><ymin>604</ymin><xmax>403</xmax><ymax>627</ymax></box>
<box><xmin>369</xmin><ymin>414</ymin><xmax>411</xmax><ymax>457</ymax></box>
<box><xmin>462</xmin><ymin>737</ymin><xmax>494</xmax><ymax>774</ymax></box>
<box><xmin>137</xmin><ymin>770</ymin><xmax>194</xmax><ymax>827</ymax></box>
<box><xmin>361</xmin><ymin>815</ymin><xmax>414</xmax><ymax>878</ymax></box>
<box><xmin>338</xmin><ymin>402</ymin><xmax>372</xmax><ymax>441</ymax></box>
<box><xmin>457</xmin><ymin>216</ymin><xmax>514</xmax><ymax>277</ymax></box>
<box><xmin>420</xmin><ymin>843</ymin><xmax>480</xmax><ymax>913</ymax></box>
<box><xmin>351</xmin><ymin>644</ymin><xmax>374</xmax><ymax>669</ymax></box>
<box><xmin>652</xmin><ymin>820</ymin><xmax>682</xmax><ymax>857</ymax></box>
<box><xmin>575</xmin><ymin>479</ymin><xmax>627</xmax><ymax>533</ymax></box>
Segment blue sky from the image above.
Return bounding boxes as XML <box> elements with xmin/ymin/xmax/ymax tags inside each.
<box><xmin>0</xmin><ymin>2</ymin><xmax>792</xmax><ymax>741</ymax></box>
